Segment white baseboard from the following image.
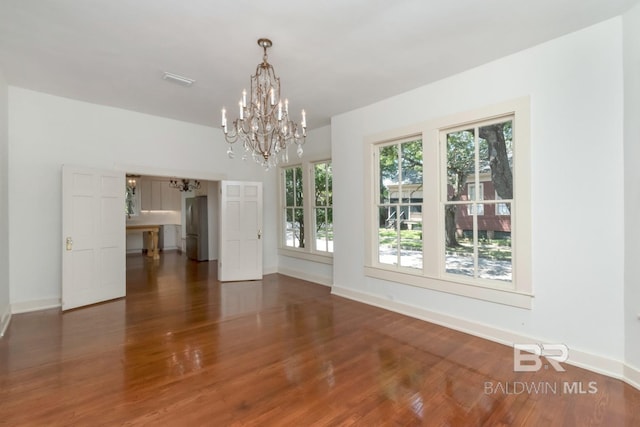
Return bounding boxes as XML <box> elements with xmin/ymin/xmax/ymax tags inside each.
<box><xmin>331</xmin><ymin>285</ymin><xmax>638</xmax><ymax>391</ymax></box>
<box><xmin>278</xmin><ymin>267</ymin><xmax>332</xmax><ymax>287</ymax></box>
<box><xmin>11</xmin><ymin>298</ymin><xmax>61</xmax><ymax>314</ymax></box>
<box><xmin>0</xmin><ymin>304</ymin><xmax>11</xmax><ymax>337</ymax></box>
<box><xmin>624</xmin><ymin>364</ymin><xmax>640</xmax><ymax>390</ymax></box>
<box><xmin>263</xmin><ymin>266</ymin><xmax>278</xmax><ymax>275</ymax></box>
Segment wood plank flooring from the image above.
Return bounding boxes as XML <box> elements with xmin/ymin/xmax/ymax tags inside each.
<box><xmin>1</xmin><ymin>251</ymin><xmax>639</xmax><ymax>426</ymax></box>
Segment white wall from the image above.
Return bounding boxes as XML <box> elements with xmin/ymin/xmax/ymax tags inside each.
<box><xmin>332</xmin><ymin>18</ymin><xmax>626</xmax><ymax>369</ymax></box>
<box><xmin>624</xmin><ymin>3</ymin><xmax>640</xmax><ymax>375</ymax></box>
<box><xmin>0</xmin><ymin>67</ymin><xmax>10</xmax><ymax>334</ymax></box>
<box><xmin>206</xmin><ymin>180</ymin><xmax>219</xmax><ymax>261</ymax></box>
<box><xmin>7</xmin><ymin>88</ymin><xmax>279</xmax><ymax>308</ymax></box>
<box><xmin>277</xmin><ymin>125</ymin><xmax>333</xmax><ymax>285</ymax></box>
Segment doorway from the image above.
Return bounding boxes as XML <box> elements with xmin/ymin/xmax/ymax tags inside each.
<box><xmin>124</xmin><ymin>175</ymin><xmax>219</xmax><ymax>263</ymax></box>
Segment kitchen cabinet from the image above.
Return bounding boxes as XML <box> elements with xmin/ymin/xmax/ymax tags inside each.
<box><xmin>140</xmin><ymin>179</ymin><xmax>181</xmax><ymax>211</ymax></box>
<box><xmin>139</xmin><ymin>179</ymin><xmax>151</xmax><ymax>210</ymax></box>
<box><xmin>161</xmin><ymin>182</ymin><xmax>181</xmax><ymax>211</ymax></box>
<box><xmin>163</xmin><ymin>224</ymin><xmax>177</xmax><ymax>249</ymax></box>
<box><xmin>140</xmin><ymin>179</ymin><xmax>161</xmax><ymax>210</ymax></box>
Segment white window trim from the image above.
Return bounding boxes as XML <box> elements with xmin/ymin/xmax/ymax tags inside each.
<box><xmin>310</xmin><ymin>160</ymin><xmax>334</xmax><ymax>256</ymax></box>
<box><xmin>374</xmin><ymin>136</ymin><xmax>424</xmax><ymax>269</ymax></box>
<box><xmin>363</xmin><ymin>97</ymin><xmax>532</xmax><ymax>309</ymax></box>
<box><xmin>281</xmin><ymin>164</ymin><xmax>305</xmax><ymax>250</ymax></box>
<box><xmin>278</xmin><ymin>159</ymin><xmax>334</xmax><ymax>263</ymax></box>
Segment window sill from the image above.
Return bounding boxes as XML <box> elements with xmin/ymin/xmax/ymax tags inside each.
<box><xmin>278</xmin><ymin>248</ymin><xmax>333</xmax><ymax>265</ymax></box>
<box><xmin>364</xmin><ymin>266</ymin><xmax>533</xmax><ymax>309</ymax></box>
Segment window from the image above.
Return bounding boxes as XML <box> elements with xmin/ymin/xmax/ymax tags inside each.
<box><xmin>283</xmin><ymin>165</ymin><xmax>304</xmax><ymax>249</ymax></box>
<box><xmin>496</xmin><ymin>192</ymin><xmax>510</xmax><ymax>216</ymax></box>
<box><xmin>280</xmin><ymin>160</ymin><xmax>334</xmax><ymax>260</ymax></box>
<box><xmin>443</xmin><ymin>118</ymin><xmax>512</xmax><ymax>283</ymax></box>
<box><xmin>313</xmin><ymin>161</ymin><xmax>333</xmax><ymax>253</ymax></box>
<box><xmin>376</xmin><ymin>138</ymin><xmax>423</xmax><ymax>269</ymax></box>
<box><xmin>466</xmin><ymin>183</ymin><xmax>484</xmax><ymax>216</ymax></box>
<box><xmin>364</xmin><ymin>97</ymin><xmax>531</xmax><ymax>308</ymax></box>
<box><xmin>125</xmin><ymin>185</ymin><xmax>140</xmax><ymax>218</ymax></box>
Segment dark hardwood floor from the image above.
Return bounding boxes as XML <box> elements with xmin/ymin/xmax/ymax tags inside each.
<box><xmin>1</xmin><ymin>251</ymin><xmax>639</xmax><ymax>426</ymax></box>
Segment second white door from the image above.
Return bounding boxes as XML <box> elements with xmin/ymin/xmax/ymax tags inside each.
<box><xmin>218</xmin><ymin>181</ymin><xmax>263</xmax><ymax>281</ymax></box>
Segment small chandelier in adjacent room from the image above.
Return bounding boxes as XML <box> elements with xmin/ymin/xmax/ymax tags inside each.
<box><xmin>170</xmin><ymin>179</ymin><xmax>201</xmax><ymax>192</ymax></box>
<box><xmin>221</xmin><ymin>38</ymin><xmax>307</xmax><ymax>170</ymax></box>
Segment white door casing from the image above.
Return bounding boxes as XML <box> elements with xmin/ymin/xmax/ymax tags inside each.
<box><xmin>218</xmin><ymin>181</ymin><xmax>263</xmax><ymax>281</ymax></box>
<box><xmin>62</xmin><ymin>165</ymin><xmax>125</xmax><ymax>310</ymax></box>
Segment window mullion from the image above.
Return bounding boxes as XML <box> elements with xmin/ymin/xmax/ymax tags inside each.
<box><xmin>473</xmin><ymin>127</ymin><xmax>480</xmax><ymax>279</ymax></box>
<box><xmin>396</xmin><ymin>202</ymin><xmax>401</xmax><ymax>266</ymax></box>
<box><xmin>398</xmin><ymin>143</ymin><xmax>403</xmax><ymax>267</ymax></box>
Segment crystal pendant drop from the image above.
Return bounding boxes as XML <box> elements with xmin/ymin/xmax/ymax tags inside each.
<box><xmin>296</xmin><ymin>144</ymin><xmax>303</xmax><ymax>158</ymax></box>
<box><xmin>227</xmin><ymin>146</ymin><xmax>234</xmax><ymax>159</ymax></box>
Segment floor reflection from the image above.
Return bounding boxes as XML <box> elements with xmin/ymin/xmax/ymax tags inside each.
<box><xmin>1</xmin><ymin>251</ymin><xmax>638</xmax><ymax>425</ymax></box>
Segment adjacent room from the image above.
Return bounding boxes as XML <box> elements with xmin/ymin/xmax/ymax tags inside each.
<box><xmin>1</xmin><ymin>0</ymin><xmax>639</xmax><ymax>425</ymax></box>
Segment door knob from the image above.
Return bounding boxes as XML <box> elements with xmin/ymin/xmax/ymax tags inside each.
<box><xmin>66</xmin><ymin>237</ymin><xmax>73</xmax><ymax>251</ymax></box>
<box><xmin>258</xmin><ymin>230</ymin><xmax>262</xmax><ymax>240</ymax></box>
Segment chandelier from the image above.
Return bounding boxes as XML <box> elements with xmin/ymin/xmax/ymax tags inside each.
<box><xmin>170</xmin><ymin>179</ymin><xmax>201</xmax><ymax>192</ymax></box>
<box><xmin>221</xmin><ymin>38</ymin><xmax>307</xmax><ymax>170</ymax></box>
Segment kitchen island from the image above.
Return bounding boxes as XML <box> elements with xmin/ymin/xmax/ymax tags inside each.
<box><xmin>126</xmin><ymin>225</ymin><xmax>160</xmax><ymax>260</ymax></box>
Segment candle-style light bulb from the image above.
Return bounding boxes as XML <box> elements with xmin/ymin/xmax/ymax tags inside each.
<box><xmin>239</xmin><ymin>101</ymin><xmax>244</xmax><ymax>120</ymax></box>
<box><xmin>301</xmin><ymin>109</ymin><xmax>307</xmax><ymax>128</ymax></box>
<box><xmin>221</xmin><ymin>108</ymin><xmax>227</xmax><ymax>127</ymax></box>
<box><xmin>242</xmin><ymin>89</ymin><xmax>247</xmax><ymax>107</ymax></box>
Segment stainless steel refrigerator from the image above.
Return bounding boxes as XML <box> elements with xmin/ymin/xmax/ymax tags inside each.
<box><xmin>186</xmin><ymin>196</ymin><xmax>209</xmax><ymax>261</ymax></box>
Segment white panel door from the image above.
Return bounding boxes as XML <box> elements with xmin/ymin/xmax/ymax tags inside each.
<box><xmin>62</xmin><ymin>165</ymin><xmax>125</xmax><ymax>310</ymax></box>
<box><xmin>218</xmin><ymin>181</ymin><xmax>263</xmax><ymax>281</ymax></box>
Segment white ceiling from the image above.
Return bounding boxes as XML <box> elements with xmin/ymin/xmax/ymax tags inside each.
<box><xmin>0</xmin><ymin>0</ymin><xmax>637</xmax><ymax>130</ymax></box>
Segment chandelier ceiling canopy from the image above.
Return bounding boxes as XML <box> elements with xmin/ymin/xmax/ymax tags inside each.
<box><xmin>222</xmin><ymin>38</ymin><xmax>306</xmax><ymax>170</ymax></box>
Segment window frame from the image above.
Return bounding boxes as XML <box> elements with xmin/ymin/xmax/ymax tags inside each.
<box><xmin>374</xmin><ymin>136</ymin><xmax>424</xmax><ymax>271</ymax></box>
<box><xmin>278</xmin><ymin>159</ymin><xmax>334</xmax><ymax>264</ymax></box>
<box><xmin>311</xmin><ymin>160</ymin><xmax>334</xmax><ymax>255</ymax></box>
<box><xmin>441</xmin><ymin>116</ymin><xmax>514</xmax><ymax>287</ymax></box>
<box><xmin>363</xmin><ymin>97</ymin><xmax>531</xmax><ymax>309</ymax></box>
<box><xmin>282</xmin><ymin>164</ymin><xmax>305</xmax><ymax>250</ymax></box>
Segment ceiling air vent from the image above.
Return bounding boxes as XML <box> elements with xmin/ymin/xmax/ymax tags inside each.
<box><xmin>162</xmin><ymin>72</ymin><xmax>195</xmax><ymax>87</ymax></box>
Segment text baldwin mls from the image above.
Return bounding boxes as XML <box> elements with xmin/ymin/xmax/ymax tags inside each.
<box><xmin>484</xmin><ymin>381</ymin><xmax>598</xmax><ymax>395</ymax></box>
